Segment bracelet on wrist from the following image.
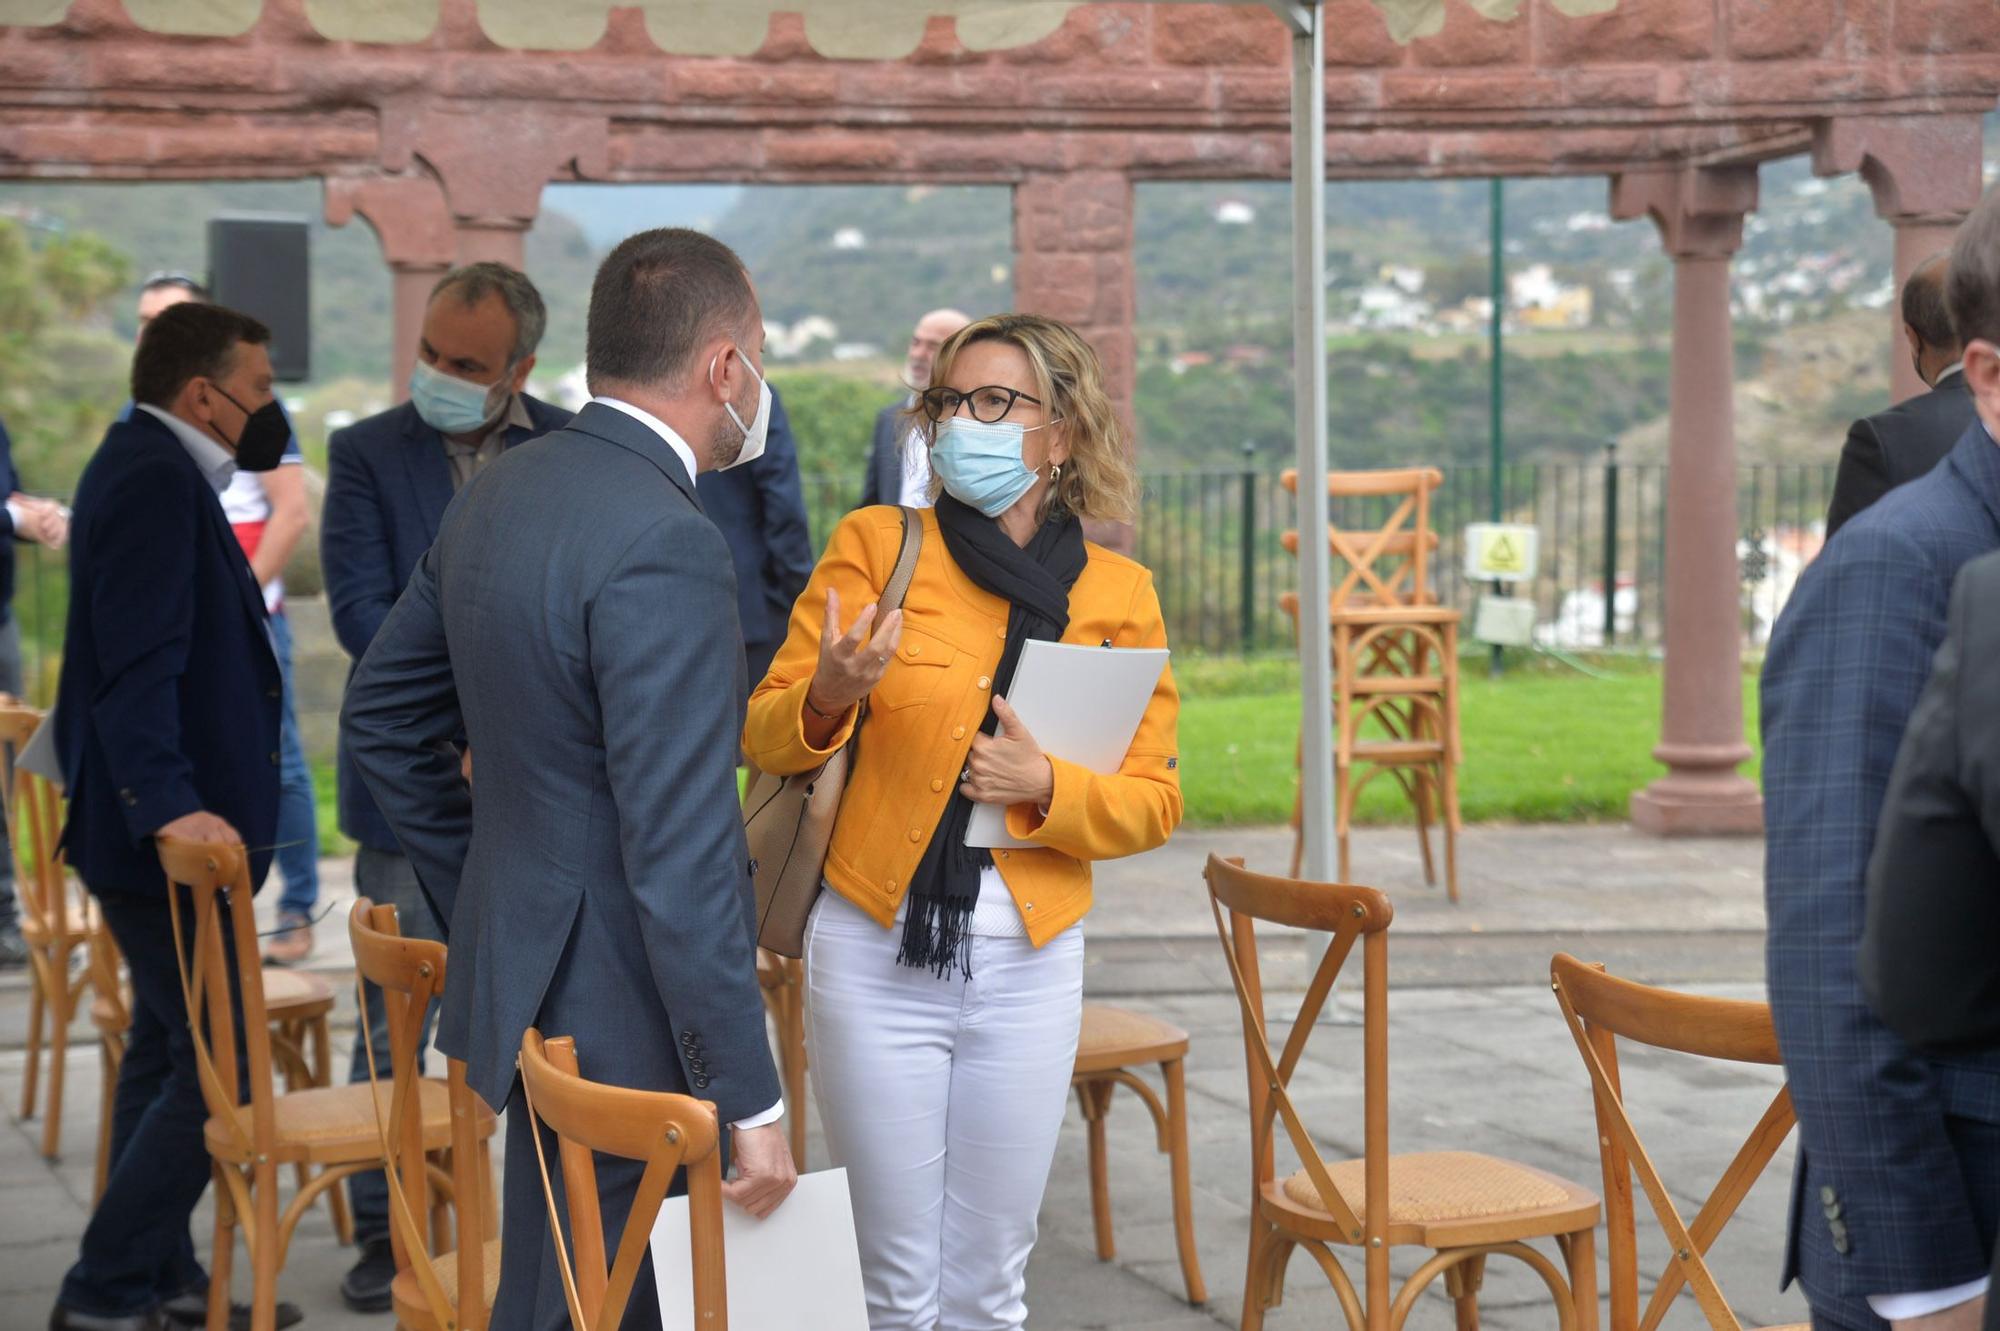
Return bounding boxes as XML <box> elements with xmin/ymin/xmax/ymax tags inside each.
<box><xmin>804</xmin><ymin>692</ymin><xmax>843</xmax><ymax>721</ymax></box>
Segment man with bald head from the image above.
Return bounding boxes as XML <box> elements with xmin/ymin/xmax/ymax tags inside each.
<box><xmin>859</xmin><ymin>307</ymin><xmax>972</xmax><ymax>509</ymax></box>
<box><xmin>1827</xmin><ymin>252</ymin><xmax>1979</xmax><ymax>536</ymax></box>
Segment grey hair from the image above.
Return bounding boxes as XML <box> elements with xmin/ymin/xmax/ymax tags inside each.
<box><xmin>429</xmin><ymin>262</ymin><xmax>548</xmax><ymax>366</ymax></box>
<box><xmin>1949</xmin><ymin>187</ymin><xmax>2000</xmax><ymax>352</ymax></box>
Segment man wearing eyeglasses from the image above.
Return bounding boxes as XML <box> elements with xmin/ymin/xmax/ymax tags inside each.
<box><xmin>859</xmin><ymin>308</ymin><xmax>972</xmax><ymax>511</ymax></box>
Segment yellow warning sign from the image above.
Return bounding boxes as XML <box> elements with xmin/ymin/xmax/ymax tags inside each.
<box><xmin>1463</xmin><ymin>524</ymin><xmax>1539</xmax><ymax>582</ymax></box>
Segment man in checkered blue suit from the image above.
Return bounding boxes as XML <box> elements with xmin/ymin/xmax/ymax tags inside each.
<box><xmin>1763</xmin><ymin>187</ymin><xmax>2000</xmax><ymax>1331</ymax></box>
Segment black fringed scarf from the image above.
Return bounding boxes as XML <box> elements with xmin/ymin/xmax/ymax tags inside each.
<box><xmin>896</xmin><ymin>494</ymin><xmax>1088</xmax><ymax>977</ymax></box>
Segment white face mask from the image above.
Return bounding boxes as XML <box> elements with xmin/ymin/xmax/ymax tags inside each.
<box><xmin>712</xmin><ymin>344</ymin><xmax>770</xmax><ymax>472</ymax></box>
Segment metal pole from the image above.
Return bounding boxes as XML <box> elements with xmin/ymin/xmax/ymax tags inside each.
<box><xmin>1289</xmin><ymin>5</ymin><xmax>1335</xmax><ymax>890</ymax></box>
<box><xmin>1240</xmin><ymin>440</ymin><xmax>1258</xmax><ymax>654</ymax></box>
<box><xmin>1602</xmin><ymin>440</ymin><xmax>1619</xmax><ymax>646</ymax></box>
<box><xmin>1488</xmin><ymin>176</ymin><xmax>1505</xmax><ymax>679</ymax></box>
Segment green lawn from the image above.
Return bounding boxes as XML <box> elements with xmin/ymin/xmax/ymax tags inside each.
<box><xmin>1175</xmin><ymin>655</ymin><xmax>1762</xmax><ymax>827</ymax></box>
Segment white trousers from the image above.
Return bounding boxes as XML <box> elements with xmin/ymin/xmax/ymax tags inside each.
<box><xmin>804</xmin><ymin>891</ymin><xmax>1084</xmax><ymax>1331</ymax></box>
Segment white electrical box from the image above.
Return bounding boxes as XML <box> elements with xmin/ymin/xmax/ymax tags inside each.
<box><xmin>1473</xmin><ymin>595</ymin><xmax>1539</xmax><ymax>647</ymax></box>
<box><xmin>1463</xmin><ymin>523</ymin><xmax>1540</xmax><ymax>583</ymax></box>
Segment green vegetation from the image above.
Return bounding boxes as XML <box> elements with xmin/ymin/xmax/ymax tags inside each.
<box><xmin>1172</xmin><ymin>654</ymin><xmax>1761</xmax><ymax>828</ymax></box>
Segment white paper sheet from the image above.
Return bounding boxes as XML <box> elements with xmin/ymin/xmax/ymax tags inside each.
<box><xmin>650</xmin><ymin>1167</ymin><xmax>870</xmax><ymax>1331</ymax></box>
<box><xmin>965</xmin><ymin>641</ymin><xmax>1170</xmax><ymax>850</ymax></box>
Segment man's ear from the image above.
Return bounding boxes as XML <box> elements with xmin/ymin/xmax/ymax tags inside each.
<box><xmin>508</xmin><ymin>355</ymin><xmax>535</xmax><ymax>395</ymax></box>
<box><xmin>1965</xmin><ymin>339</ymin><xmax>2000</xmax><ymax>431</ymax></box>
<box><xmin>1904</xmin><ymin>323</ymin><xmax>1926</xmax><ymax>361</ymax></box>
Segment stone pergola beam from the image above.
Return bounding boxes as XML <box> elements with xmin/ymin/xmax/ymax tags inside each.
<box><xmin>1612</xmin><ymin>162</ymin><xmax>1764</xmax><ymax>837</ymax></box>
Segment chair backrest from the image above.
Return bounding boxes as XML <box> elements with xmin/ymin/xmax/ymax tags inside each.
<box><xmin>1549</xmin><ymin>954</ymin><xmax>1795</xmax><ymax>1331</ymax></box>
<box><xmin>518</xmin><ymin>1028</ymin><xmax>727</xmax><ymax>1331</ymax></box>
<box><xmin>1205</xmin><ymin>853</ymin><xmax>1394</xmax><ymax>1252</ymax></box>
<box><xmin>0</xmin><ymin>703</ymin><xmax>77</xmax><ymax>946</ymax></box>
<box><xmin>1281</xmin><ymin>467</ymin><xmax>1446</xmax><ymax>610</ymax></box>
<box><xmin>155</xmin><ymin>837</ymin><xmax>275</xmax><ymax>1160</ymax></box>
<box><xmin>348</xmin><ymin>899</ymin><xmax>489</xmax><ymax>1331</ymax></box>
<box><xmin>86</xmin><ymin>912</ymin><xmax>128</xmax><ymax>1028</ymax></box>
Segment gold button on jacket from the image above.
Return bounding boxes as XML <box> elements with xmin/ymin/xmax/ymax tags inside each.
<box><xmin>744</xmin><ymin>506</ymin><xmax>1183</xmax><ymax>947</ymax></box>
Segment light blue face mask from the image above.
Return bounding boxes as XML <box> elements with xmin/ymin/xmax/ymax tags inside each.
<box><xmin>930</xmin><ymin>417</ymin><xmax>1055</xmax><ymax>518</ymax></box>
<box><xmin>408</xmin><ymin>359</ymin><xmax>505</xmax><ymax>436</ymax></box>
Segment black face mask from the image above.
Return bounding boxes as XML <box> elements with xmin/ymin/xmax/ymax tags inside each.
<box><xmin>209</xmin><ymin>385</ymin><xmax>290</xmax><ymax>473</ymax></box>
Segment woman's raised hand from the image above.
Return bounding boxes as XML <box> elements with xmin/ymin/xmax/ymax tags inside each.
<box><xmin>806</xmin><ymin>586</ymin><xmax>904</xmax><ymax>717</ymax></box>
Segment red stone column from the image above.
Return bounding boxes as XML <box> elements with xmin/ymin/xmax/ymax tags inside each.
<box><xmin>325</xmin><ymin>173</ymin><xmax>458</xmax><ymax>401</ymax></box>
<box><xmin>1613</xmin><ymin>165</ymin><xmax>1764</xmax><ymax>836</ymax></box>
<box><xmin>1013</xmin><ymin>170</ymin><xmax>1138</xmax><ymax>554</ymax></box>
<box><xmin>1813</xmin><ymin>116</ymin><xmax>1988</xmax><ymax>403</ymax></box>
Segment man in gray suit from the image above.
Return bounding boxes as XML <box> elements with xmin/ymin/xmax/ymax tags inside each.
<box><xmin>343</xmin><ymin>228</ymin><xmax>796</xmax><ymax>1329</ymax></box>
<box><xmin>858</xmin><ymin>306</ymin><xmax>970</xmax><ymax>509</ymax></box>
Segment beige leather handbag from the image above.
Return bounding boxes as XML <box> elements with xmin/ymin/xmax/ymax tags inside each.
<box><xmin>744</xmin><ymin>506</ymin><xmax>922</xmax><ymax>956</ymax></box>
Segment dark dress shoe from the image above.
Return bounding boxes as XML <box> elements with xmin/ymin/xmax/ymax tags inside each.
<box><xmin>158</xmin><ymin>1289</ymin><xmax>303</xmax><ymax>1330</ymax></box>
<box><xmin>47</xmin><ymin>1306</ymin><xmax>166</xmax><ymax>1331</ymax></box>
<box><xmin>340</xmin><ymin>1238</ymin><xmax>396</xmax><ymax>1313</ymax></box>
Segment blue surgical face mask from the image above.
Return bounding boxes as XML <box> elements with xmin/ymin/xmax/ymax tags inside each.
<box><xmin>408</xmin><ymin>359</ymin><xmax>505</xmax><ymax>436</ymax></box>
<box><xmin>930</xmin><ymin>417</ymin><xmax>1051</xmax><ymax>518</ymax></box>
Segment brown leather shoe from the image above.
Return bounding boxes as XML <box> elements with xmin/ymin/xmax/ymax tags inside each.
<box><xmin>260</xmin><ymin>912</ymin><xmax>313</xmax><ymax>967</ymax></box>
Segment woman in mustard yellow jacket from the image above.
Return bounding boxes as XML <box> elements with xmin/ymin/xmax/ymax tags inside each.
<box><xmin>744</xmin><ymin>313</ymin><xmax>1180</xmax><ymax>1330</ymax></box>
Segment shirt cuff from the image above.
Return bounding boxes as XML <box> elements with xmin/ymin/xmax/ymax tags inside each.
<box><xmin>730</xmin><ymin>1098</ymin><xmax>785</xmax><ymax>1131</ymax></box>
<box><xmin>3</xmin><ymin>499</ymin><xmax>23</xmax><ymax>533</ymax></box>
<box><xmin>1869</xmin><ymin>1278</ymin><xmax>1990</xmax><ymax>1321</ymax></box>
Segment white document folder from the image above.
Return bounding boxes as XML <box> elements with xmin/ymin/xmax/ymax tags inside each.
<box><xmin>651</xmin><ymin>1167</ymin><xmax>869</xmax><ymax>1331</ymax></box>
<box><xmin>965</xmin><ymin>641</ymin><xmax>1170</xmax><ymax>851</ymax></box>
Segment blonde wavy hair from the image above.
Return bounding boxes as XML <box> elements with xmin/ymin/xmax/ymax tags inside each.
<box><xmin>913</xmin><ymin>313</ymin><xmax>1139</xmax><ymax>525</ymax></box>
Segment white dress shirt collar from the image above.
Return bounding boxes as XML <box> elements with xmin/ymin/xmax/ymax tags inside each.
<box><xmin>590</xmin><ymin>396</ymin><xmax>700</xmax><ymax>488</ymax></box>
<box><xmin>1938</xmin><ymin>360</ymin><xmax>1966</xmax><ymax>386</ymax></box>
<box><xmin>135</xmin><ymin>402</ymin><xmax>236</xmax><ymax>494</ymax></box>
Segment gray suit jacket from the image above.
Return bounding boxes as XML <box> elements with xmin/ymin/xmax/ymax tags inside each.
<box><xmin>341</xmin><ymin>401</ymin><xmax>780</xmax><ymax>1125</ymax></box>
<box><xmin>858</xmin><ymin>397</ymin><xmax>908</xmax><ymax>510</ymax></box>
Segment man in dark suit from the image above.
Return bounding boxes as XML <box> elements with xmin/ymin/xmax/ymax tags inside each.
<box><xmin>343</xmin><ymin>228</ymin><xmax>795</xmax><ymax>1330</ymax></box>
<box><xmin>1763</xmin><ymin>187</ymin><xmax>2000</xmax><ymax>1331</ymax></box>
<box><xmin>318</xmin><ymin>261</ymin><xmax>569</xmax><ymax>1311</ymax></box>
<box><xmin>696</xmin><ymin>385</ymin><xmax>813</xmax><ymax>687</ymax></box>
<box><xmin>49</xmin><ymin>302</ymin><xmax>285</xmax><ymax>1331</ymax></box>
<box><xmin>0</xmin><ymin>414</ymin><xmax>72</xmax><ymax>969</ymax></box>
<box><xmin>858</xmin><ymin>307</ymin><xmax>970</xmax><ymax>510</ymax></box>
<box><xmin>1827</xmin><ymin>253</ymin><xmax>1979</xmax><ymax>537</ymax></box>
<box><xmin>1864</xmin><ymin>549</ymin><xmax>2000</xmax><ymax>1331</ymax></box>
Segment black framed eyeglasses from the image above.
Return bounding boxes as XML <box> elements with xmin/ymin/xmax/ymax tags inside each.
<box><xmin>919</xmin><ymin>384</ymin><xmax>1043</xmax><ymax>424</ymax></box>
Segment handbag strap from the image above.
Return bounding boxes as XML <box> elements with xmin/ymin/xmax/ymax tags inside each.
<box><xmin>883</xmin><ymin>506</ymin><xmax>922</xmax><ymax>614</ymax></box>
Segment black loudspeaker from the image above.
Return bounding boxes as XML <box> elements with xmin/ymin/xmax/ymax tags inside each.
<box><xmin>207</xmin><ymin>214</ymin><xmax>311</xmax><ymax>383</ymax></box>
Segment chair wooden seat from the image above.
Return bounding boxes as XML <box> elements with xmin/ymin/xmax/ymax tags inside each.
<box><xmin>392</xmin><ymin>1237</ymin><xmax>502</xmax><ymax>1331</ymax></box>
<box><xmin>1276</xmin><ymin>1152</ymin><xmax>1599</xmax><ymax>1244</ymax></box>
<box><xmin>263</xmin><ymin>969</ymin><xmax>336</xmax><ymax>1018</ymax></box>
<box><xmin>206</xmin><ymin>1074</ymin><xmax>491</xmax><ymax>1164</ymax></box>
<box><xmin>20</xmin><ymin>898</ymin><xmax>91</xmax><ymax>944</ymax></box>
<box><xmin>90</xmin><ymin>993</ymin><xmax>128</xmax><ymax>1035</ymax></box>
<box><xmin>1076</xmin><ymin>1005</ymin><xmax>1188</xmax><ymax>1074</ymax></box>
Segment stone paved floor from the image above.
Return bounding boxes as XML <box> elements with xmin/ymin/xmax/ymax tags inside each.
<box><xmin>0</xmin><ymin>824</ymin><xmax>1800</xmax><ymax>1330</ymax></box>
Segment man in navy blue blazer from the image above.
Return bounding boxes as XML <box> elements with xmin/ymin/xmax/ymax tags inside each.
<box><xmin>695</xmin><ymin>385</ymin><xmax>814</xmax><ymax>688</ymax></box>
<box><xmin>318</xmin><ymin>261</ymin><xmax>568</xmax><ymax>1311</ymax></box>
<box><xmin>1763</xmin><ymin>188</ymin><xmax>2000</xmax><ymax>1331</ymax></box>
<box><xmin>49</xmin><ymin>302</ymin><xmax>286</xmax><ymax>1331</ymax></box>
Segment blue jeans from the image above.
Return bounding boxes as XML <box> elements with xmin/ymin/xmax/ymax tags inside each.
<box><xmin>346</xmin><ymin>846</ymin><xmax>443</xmax><ymax>1246</ymax></box>
<box><xmin>268</xmin><ymin>612</ymin><xmax>318</xmax><ymax>919</ymax></box>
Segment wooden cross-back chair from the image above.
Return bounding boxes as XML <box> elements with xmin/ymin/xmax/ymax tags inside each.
<box><xmin>518</xmin><ymin>1028</ymin><xmax>729</xmax><ymax>1331</ymax></box>
<box><xmin>0</xmin><ymin>701</ymin><xmax>91</xmax><ymax>1159</ymax></box>
<box><xmin>1549</xmin><ymin>955</ymin><xmax>1802</xmax><ymax>1331</ymax></box>
<box><xmin>87</xmin><ymin>891</ymin><xmax>351</xmax><ymax>1242</ymax></box>
<box><xmin>756</xmin><ymin>949</ymin><xmax>809</xmax><ymax>1167</ymax></box>
<box><xmin>1206</xmin><ymin>854</ymin><xmax>1598</xmax><ymax>1331</ymax></box>
<box><xmin>1277</xmin><ymin>471</ymin><xmax>1463</xmax><ymax>901</ymax></box>
<box><xmin>348</xmin><ymin>899</ymin><xmax>499</xmax><ymax>1331</ymax></box>
<box><xmin>157</xmin><ymin>838</ymin><xmax>466</xmax><ymax>1331</ymax></box>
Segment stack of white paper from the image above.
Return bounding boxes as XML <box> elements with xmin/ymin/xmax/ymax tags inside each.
<box><xmin>651</xmin><ymin>1167</ymin><xmax>869</xmax><ymax>1331</ymax></box>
